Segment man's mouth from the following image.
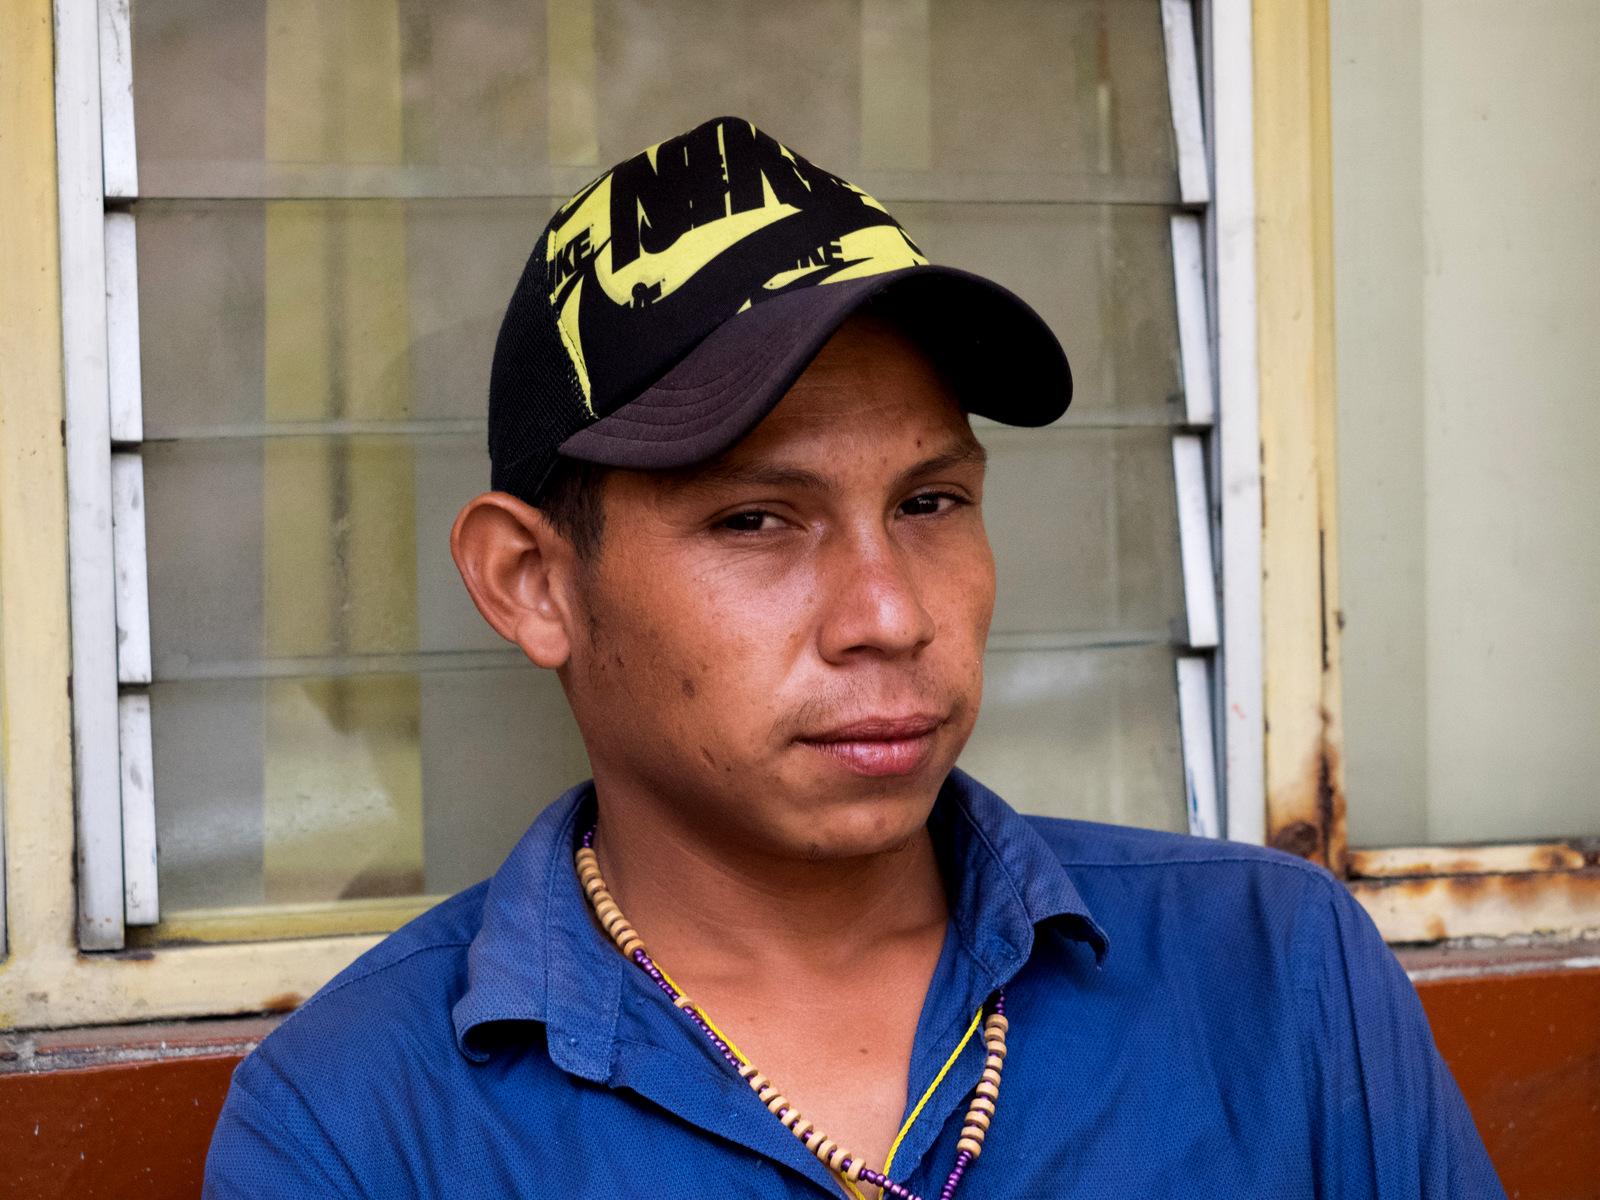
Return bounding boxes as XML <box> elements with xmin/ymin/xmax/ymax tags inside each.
<box><xmin>797</xmin><ymin>715</ymin><xmax>942</xmax><ymax>777</ymax></box>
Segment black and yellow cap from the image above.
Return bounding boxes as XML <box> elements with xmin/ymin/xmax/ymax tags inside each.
<box><xmin>488</xmin><ymin>116</ymin><xmax>1072</xmax><ymax>502</ymax></box>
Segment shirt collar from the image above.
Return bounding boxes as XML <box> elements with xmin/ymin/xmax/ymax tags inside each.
<box><xmin>452</xmin><ymin>769</ymin><xmax>1107</xmax><ymax>1066</ymax></box>
<box><xmin>932</xmin><ymin>768</ymin><xmax>1109</xmax><ymax>982</ymax></box>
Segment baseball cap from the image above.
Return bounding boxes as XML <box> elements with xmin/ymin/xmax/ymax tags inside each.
<box><xmin>488</xmin><ymin>116</ymin><xmax>1072</xmax><ymax>502</ymax></box>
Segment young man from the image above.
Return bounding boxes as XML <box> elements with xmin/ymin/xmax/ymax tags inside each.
<box><xmin>205</xmin><ymin>118</ymin><xmax>1502</xmax><ymax>1199</ymax></box>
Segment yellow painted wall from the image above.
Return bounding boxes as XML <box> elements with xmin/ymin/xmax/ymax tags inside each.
<box><xmin>0</xmin><ymin>0</ymin><xmax>77</xmax><ymax>971</ymax></box>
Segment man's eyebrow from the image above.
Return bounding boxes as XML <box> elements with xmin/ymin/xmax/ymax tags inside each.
<box><xmin>890</xmin><ymin>441</ymin><xmax>989</xmax><ymax>492</ymax></box>
<box><xmin>675</xmin><ymin>462</ymin><xmax>838</xmax><ymax>494</ymax></box>
<box><xmin>675</xmin><ymin>439</ymin><xmax>988</xmax><ymax>497</ymax></box>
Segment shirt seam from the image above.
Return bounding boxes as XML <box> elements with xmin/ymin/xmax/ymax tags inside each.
<box><xmin>279</xmin><ymin>941</ymin><xmax>474</xmax><ymax>1030</ymax></box>
<box><xmin>228</xmin><ymin>1057</ymin><xmax>361</xmax><ymax>1197</ymax></box>
<box><xmin>1293</xmin><ymin>879</ymin><xmax>1386</xmax><ymax>1188</ymax></box>
<box><xmin>1052</xmin><ymin>854</ymin><xmax>1334</xmax><ymax>878</ymax></box>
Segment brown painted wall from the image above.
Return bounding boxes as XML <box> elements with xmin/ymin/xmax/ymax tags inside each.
<box><xmin>0</xmin><ymin>1056</ymin><xmax>240</xmax><ymax>1196</ymax></box>
<box><xmin>1416</xmin><ymin>968</ymin><xmax>1600</xmax><ymax>1200</ymax></box>
<box><xmin>1</xmin><ymin>970</ymin><xmax>1595</xmax><ymax>1197</ymax></box>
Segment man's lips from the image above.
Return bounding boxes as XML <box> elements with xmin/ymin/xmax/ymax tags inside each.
<box><xmin>797</xmin><ymin>716</ymin><xmax>942</xmax><ymax>777</ymax></box>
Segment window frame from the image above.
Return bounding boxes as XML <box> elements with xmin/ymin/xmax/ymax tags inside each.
<box><xmin>1251</xmin><ymin>0</ymin><xmax>1600</xmax><ymax>943</ymax></box>
<box><xmin>0</xmin><ymin>0</ymin><xmax>387</xmax><ymax>1027</ymax></box>
<box><xmin>1</xmin><ymin>0</ymin><xmax>1261</xmax><ymax>1026</ymax></box>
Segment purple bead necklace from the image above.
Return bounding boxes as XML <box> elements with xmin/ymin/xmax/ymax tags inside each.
<box><xmin>577</xmin><ymin>824</ymin><xmax>1008</xmax><ymax>1200</ymax></box>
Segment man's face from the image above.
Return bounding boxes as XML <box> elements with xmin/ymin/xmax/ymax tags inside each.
<box><xmin>563</xmin><ymin>315</ymin><xmax>995</xmax><ymax>861</ymax></box>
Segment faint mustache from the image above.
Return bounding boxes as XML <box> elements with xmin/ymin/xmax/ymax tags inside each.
<box><xmin>780</xmin><ymin>673</ymin><xmax>965</xmax><ymax>743</ymax></box>
<box><xmin>800</xmin><ymin>715</ymin><xmax>942</xmax><ymax>742</ymax></box>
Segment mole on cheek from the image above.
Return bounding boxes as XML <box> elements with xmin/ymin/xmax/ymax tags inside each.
<box><xmin>681</xmin><ymin>677</ymin><xmax>696</xmax><ymax>698</ymax></box>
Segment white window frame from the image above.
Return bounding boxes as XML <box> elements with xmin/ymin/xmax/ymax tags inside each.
<box><xmin>1164</xmin><ymin>0</ymin><xmax>1264</xmax><ymax>845</ymax></box>
<box><xmin>1208</xmin><ymin>0</ymin><xmax>1266</xmax><ymax>844</ymax></box>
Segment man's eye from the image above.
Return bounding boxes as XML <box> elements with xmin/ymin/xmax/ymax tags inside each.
<box><xmin>900</xmin><ymin>493</ymin><xmax>956</xmax><ymax>516</ymax></box>
<box><xmin>720</xmin><ymin>511</ymin><xmax>773</xmax><ymax>532</ymax></box>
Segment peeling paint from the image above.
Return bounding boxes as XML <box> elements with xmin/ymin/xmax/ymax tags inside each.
<box><xmin>1267</xmin><ymin>722</ymin><xmax>1344</xmax><ymax>873</ymax></box>
<box><xmin>1350</xmin><ymin>869</ymin><xmax>1600</xmax><ymax>943</ymax></box>
<box><xmin>1350</xmin><ymin>842</ymin><xmax>1588</xmax><ymax>879</ymax></box>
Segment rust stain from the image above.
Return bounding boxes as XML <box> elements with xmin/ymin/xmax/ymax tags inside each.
<box><xmin>1270</xmin><ymin>819</ymin><xmax>1322</xmax><ymax>860</ymax></box>
<box><xmin>1349</xmin><ymin>842</ymin><xmax>1587</xmax><ymax>879</ymax></box>
<box><xmin>1317</xmin><ymin>733</ymin><xmax>1346</xmax><ymax>877</ymax></box>
<box><xmin>1538</xmin><ymin>844</ymin><xmax>1578</xmax><ymax>872</ymax></box>
<box><xmin>260</xmin><ymin>992</ymin><xmax>304</xmax><ymax>1014</ymax></box>
<box><xmin>1268</xmin><ymin>728</ymin><xmax>1344</xmax><ymax>874</ymax></box>
<box><xmin>1349</xmin><ymin>868</ymin><xmax>1600</xmax><ymax>942</ymax></box>
<box><xmin>1355</xmin><ymin>868</ymin><xmax>1600</xmax><ymax>900</ymax></box>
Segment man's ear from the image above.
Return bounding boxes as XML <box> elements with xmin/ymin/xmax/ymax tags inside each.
<box><xmin>450</xmin><ymin>492</ymin><xmax>581</xmax><ymax>669</ymax></box>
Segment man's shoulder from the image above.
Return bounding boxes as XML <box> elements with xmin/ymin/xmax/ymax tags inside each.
<box><xmin>1024</xmin><ymin>812</ymin><xmax>1329</xmax><ymax>879</ymax></box>
<box><xmin>308</xmin><ymin>878</ymin><xmax>488</xmax><ymax>1007</ymax></box>
<box><xmin>1021</xmin><ymin>813</ymin><xmax>1360</xmax><ymax>958</ymax></box>
<box><xmin>239</xmin><ymin>881</ymin><xmax>490</xmax><ymax>1088</ymax></box>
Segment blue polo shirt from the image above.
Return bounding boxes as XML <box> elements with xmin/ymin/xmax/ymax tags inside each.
<box><xmin>204</xmin><ymin>770</ymin><xmax>1502</xmax><ymax>1199</ymax></box>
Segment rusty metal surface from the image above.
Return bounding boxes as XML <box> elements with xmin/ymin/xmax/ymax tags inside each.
<box><xmin>1267</xmin><ymin>737</ymin><xmax>1347</xmax><ymax>876</ymax></box>
<box><xmin>1350</xmin><ymin>842</ymin><xmax>1593</xmax><ymax>879</ymax></box>
<box><xmin>1415</xmin><ymin>965</ymin><xmax>1600</xmax><ymax>1199</ymax></box>
<box><xmin>1351</xmin><ymin>869</ymin><xmax>1600</xmax><ymax>943</ymax></box>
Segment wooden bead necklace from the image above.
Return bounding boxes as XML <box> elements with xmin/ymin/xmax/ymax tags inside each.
<box><xmin>577</xmin><ymin>825</ymin><xmax>1008</xmax><ymax>1200</ymax></box>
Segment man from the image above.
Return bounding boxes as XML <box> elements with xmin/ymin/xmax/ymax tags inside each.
<box><xmin>205</xmin><ymin>118</ymin><xmax>1501</xmax><ymax>1199</ymax></box>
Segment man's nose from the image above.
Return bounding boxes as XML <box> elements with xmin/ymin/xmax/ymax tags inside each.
<box><xmin>814</xmin><ymin>521</ymin><xmax>937</xmax><ymax>662</ymax></box>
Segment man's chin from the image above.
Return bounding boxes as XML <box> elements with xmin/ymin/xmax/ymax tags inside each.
<box><xmin>761</xmin><ymin>777</ymin><xmax>947</xmax><ymax>863</ymax></box>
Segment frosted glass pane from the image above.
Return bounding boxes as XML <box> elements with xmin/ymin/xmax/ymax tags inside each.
<box><xmin>131</xmin><ymin>0</ymin><xmax>1176</xmax><ymax>202</ymax></box>
<box><xmin>143</xmin><ymin>434</ymin><xmax>499</xmax><ymax>672</ymax></box>
<box><xmin>151</xmin><ymin>668</ymin><xmax>590</xmax><ymax>909</ymax></box>
<box><xmin>905</xmin><ymin>204</ymin><xmax>1183</xmax><ymax>416</ymax></box>
<box><xmin>928</xmin><ymin>0</ymin><xmax>1177</xmax><ymax>181</ymax></box>
<box><xmin>136</xmin><ymin>198</ymin><xmax>1182</xmax><ymax>437</ymax></box>
<box><xmin>136</xmin><ymin>199</ymin><xmax>553</xmax><ymax>434</ymax></box>
<box><xmin>959</xmin><ymin>643</ymin><xmax>1186</xmax><ymax>832</ymax></box>
<box><xmin>981</xmin><ymin>427</ymin><xmax>1183</xmax><ymax>639</ymax></box>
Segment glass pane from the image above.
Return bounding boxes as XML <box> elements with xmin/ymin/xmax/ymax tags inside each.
<box><xmin>141</xmin><ymin>420</ymin><xmax>1185</xmax><ymax>905</ymax></box>
<box><xmin>136</xmin><ymin>198</ymin><xmax>555</xmax><ymax>434</ymax></box>
<box><xmin>144</xmin><ymin>430</ymin><xmax>594</xmax><ymax>909</ymax></box>
<box><xmin>1334</xmin><ymin>0</ymin><xmax>1600</xmax><ymax>846</ymax></box>
<box><xmin>981</xmin><ymin>426</ymin><xmax>1183</xmax><ymax>640</ymax></box>
<box><xmin>142</xmin><ymin>435</ymin><xmax>502</xmax><ymax>673</ymax></box>
<box><xmin>905</xmin><ymin>203</ymin><xmax>1183</xmax><ymax>417</ymax></box>
<box><xmin>131</xmin><ymin>0</ymin><xmax>1177</xmax><ymax>203</ymax></box>
<box><xmin>151</xmin><ymin>668</ymin><xmax>589</xmax><ymax>909</ymax></box>
<box><xmin>959</xmin><ymin>643</ymin><xmax>1185</xmax><ymax>831</ymax></box>
<box><xmin>135</xmin><ymin>198</ymin><xmax>1183</xmax><ymax>433</ymax></box>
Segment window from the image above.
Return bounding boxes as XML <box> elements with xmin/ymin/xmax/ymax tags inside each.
<box><xmin>1297</xmin><ymin>0</ymin><xmax>1600</xmax><ymax>941</ymax></box>
<box><xmin>50</xmin><ymin>0</ymin><xmax>1251</xmax><ymax>966</ymax></box>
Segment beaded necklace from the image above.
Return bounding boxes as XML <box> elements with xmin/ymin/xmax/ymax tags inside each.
<box><xmin>576</xmin><ymin>825</ymin><xmax>1008</xmax><ymax>1200</ymax></box>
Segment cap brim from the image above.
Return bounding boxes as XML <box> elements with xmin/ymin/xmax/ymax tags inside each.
<box><xmin>556</xmin><ymin>266</ymin><xmax>1071</xmax><ymax>469</ymax></box>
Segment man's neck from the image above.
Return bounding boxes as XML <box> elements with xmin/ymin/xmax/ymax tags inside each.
<box><xmin>588</xmin><ymin>789</ymin><xmax>950</xmax><ymax>980</ymax></box>
<box><xmin>583</xmin><ymin>779</ymin><xmax>954</xmax><ymax>1177</ymax></box>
